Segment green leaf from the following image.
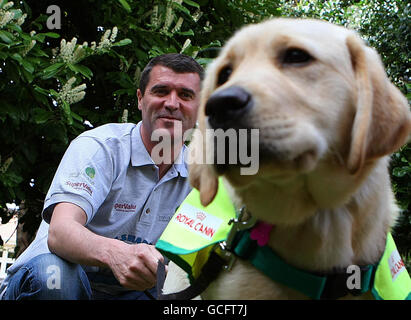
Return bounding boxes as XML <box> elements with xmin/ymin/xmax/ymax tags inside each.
<box><xmin>32</xmin><ymin>88</ymin><xmax>50</xmax><ymax>105</ymax></box>
<box><xmin>21</xmin><ymin>67</ymin><xmax>34</xmax><ymax>83</ymax></box>
<box><xmin>32</xmin><ymin>108</ymin><xmax>51</xmax><ymax>124</ymax></box>
<box><xmin>49</xmin><ymin>89</ymin><xmax>59</xmax><ymax>97</ymax></box>
<box><xmin>117</xmin><ymin>0</ymin><xmax>131</xmax><ymax>12</ymax></box>
<box><xmin>21</xmin><ymin>60</ymin><xmax>34</xmax><ymax>73</ymax></box>
<box><xmin>42</xmin><ymin>62</ymin><xmax>65</xmax><ymax>72</ymax></box>
<box><xmin>392</xmin><ymin>166</ymin><xmax>410</xmax><ymax>177</ymax></box>
<box><xmin>177</xmin><ymin>29</ymin><xmax>194</xmax><ymax>36</ymax></box>
<box><xmin>42</xmin><ymin>32</ymin><xmax>60</xmax><ymax>39</ymax></box>
<box><xmin>70</xmin><ymin>111</ymin><xmax>83</xmax><ymax>122</ymax></box>
<box><xmin>10</xmin><ymin>53</ymin><xmax>23</xmax><ymax>63</ymax></box>
<box><xmin>61</xmin><ymin>100</ymin><xmax>71</xmax><ymax>114</ymax></box>
<box><xmin>0</xmin><ymin>30</ymin><xmax>13</xmax><ymax>44</ymax></box>
<box><xmin>61</xmin><ymin>101</ymin><xmax>73</xmax><ymax>125</ymax></box>
<box><xmin>195</xmin><ymin>57</ymin><xmax>213</xmax><ymax>66</ymax></box>
<box><xmin>33</xmin><ymin>85</ymin><xmax>50</xmax><ymax>96</ymax></box>
<box><xmin>7</xmin><ymin>24</ymin><xmax>22</xmax><ymax>33</ymax></box>
<box><xmin>112</xmin><ymin>38</ymin><xmax>132</xmax><ymax>47</ymax></box>
<box><xmin>30</xmin><ymin>46</ymin><xmax>49</xmax><ymax>58</ymax></box>
<box><xmin>1</xmin><ymin>172</ymin><xmax>23</xmax><ymax>187</ymax></box>
<box><xmin>68</xmin><ymin>63</ymin><xmax>93</xmax><ymax>79</ymax></box>
<box><xmin>47</xmin><ymin>121</ymin><xmax>68</xmax><ymax>145</ymax></box>
<box><xmin>172</xmin><ymin>2</ymin><xmax>191</xmax><ymax>16</ymax></box>
<box><xmin>41</xmin><ymin>62</ymin><xmax>65</xmax><ymax>79</ymax></box>
<box><xmin>113</xmin><ymin>88</ymin><xmax>136</xmax><ymax>96</ymax></box>
<box><xmin>183</xmin><ymin>0</ymin><xmax>200</xmax><ymax>8</ymax></box>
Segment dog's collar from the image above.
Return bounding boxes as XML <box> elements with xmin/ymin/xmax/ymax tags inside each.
<box><xmin>217</xmin><ymin>211</ymin><xmax>375</xmax><ymax>299</ymax></box>
<box><xmin>230</xmin><ymin>223</ymin><xmax>376</xmax><ymax>299</ymax></box>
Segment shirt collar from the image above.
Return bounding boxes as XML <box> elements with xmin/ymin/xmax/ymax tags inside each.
<box><xmin>131</xmin><ymin>121</ymin><xmax>189</xmax><ymax>178</ymax></box>
<box><xmin>131</xmin><ymin>121</ymin><xmax>156</xmax><ymax>167</ymax></box>
<box><xmin>172</xmin><ymin>145</ymin><xmax>189</xmax><ymax>178</ymax></box>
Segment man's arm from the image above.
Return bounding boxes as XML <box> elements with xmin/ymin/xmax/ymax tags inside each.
<box><xmin>47</xmin><ymin>202</ymin><xmax>164</xmax><ymax>291</ymax></box>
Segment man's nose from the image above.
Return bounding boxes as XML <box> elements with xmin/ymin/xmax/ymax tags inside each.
<box><xmin>164</xmin><ymin>91</ymin><xmax>179</xmax><ymax>111</ymax></box>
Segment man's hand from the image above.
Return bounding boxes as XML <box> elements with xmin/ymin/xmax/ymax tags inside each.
<box><xmin>107</xmin><ymin>242</ymin><xmax>165</xmax><ymax>291</ymax></box>
<box><xmin>48</xmin><ymin>202</ymin><xmax>165</xmax><ymax>292</ymax></box>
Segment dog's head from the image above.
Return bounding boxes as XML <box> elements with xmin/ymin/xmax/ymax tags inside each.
<box><xmin>189</xmin><ymin>18</ymin><xmax>411</xmax><ymax>221</ymax></box>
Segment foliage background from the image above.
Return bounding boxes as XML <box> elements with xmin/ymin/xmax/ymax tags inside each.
<box><xmin>0</xmin><ymin>0</ymin><xmax>409</xmax><ymax>270</ymax></box>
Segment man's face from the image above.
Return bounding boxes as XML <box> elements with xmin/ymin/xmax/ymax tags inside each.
<box><xmin>137</xmin><ymin>65</ymin><xmax>201</xmax><ymax>146</ymax></box>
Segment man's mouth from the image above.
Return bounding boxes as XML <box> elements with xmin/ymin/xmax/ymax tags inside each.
<box><xmin>158</xmin><ymin>115</ymin><xmax>182</xmax><ymax>121</ymax></box>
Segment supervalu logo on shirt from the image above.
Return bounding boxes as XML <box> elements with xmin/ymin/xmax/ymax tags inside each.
<box><xmin>65</xmin><ymin>180</ymin><xmax>93</xmax><ymax>195</ymax></box>
<box><xmin>114</xmin><ymin>202</ymin><xmax>137</xmax><ymax>213</ymax></box>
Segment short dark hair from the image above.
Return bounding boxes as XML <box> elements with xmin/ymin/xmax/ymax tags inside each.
<box><xmin>138</xmin><ymin>53</ymin><xmax>204</xmax><ymax>95</ymax></box>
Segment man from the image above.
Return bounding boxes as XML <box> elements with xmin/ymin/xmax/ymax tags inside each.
<box><xmin>0</xmin><ymin>53</ymin><xmax>204</xmax><ymax>300</ymax></box>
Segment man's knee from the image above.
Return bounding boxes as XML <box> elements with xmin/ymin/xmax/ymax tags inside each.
<box><xmin>4</xmin><ymin>253</ymin><xmax>91</xmax><ymax>300</ymax></box>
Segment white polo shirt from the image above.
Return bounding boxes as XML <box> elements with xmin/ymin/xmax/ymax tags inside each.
<box><xmin>1</xmin><ymin>121</ymin><xmax>192</xmax><ymax>295</ymax></box>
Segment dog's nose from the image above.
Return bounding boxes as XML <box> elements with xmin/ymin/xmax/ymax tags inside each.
<box><xmin>205</xmin><ymin>86</ymin><xmax>252</xmax><ymax>129</ymax></box>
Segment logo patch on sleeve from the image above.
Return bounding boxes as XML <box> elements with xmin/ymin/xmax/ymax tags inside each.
<box><xmin>85</xmin><ymin>167</ymin><xmax>96</xmax><ymax>179</ymax></box>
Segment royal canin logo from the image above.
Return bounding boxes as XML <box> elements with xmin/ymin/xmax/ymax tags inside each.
<box><xmin>196</xmin><ymin>212</ymin><xmax>206</xmax><ymax>221</ymax></box>
<box><xmin>114</xmin><ymin>202</ymin><xmax>137</xmax><ymax>212</ymax></box>
<box><xmin>175</xmin><ymin>213</ymin><xmax>217</xmax><ymax>239</ymax></box>
<box><xmin>389</xmin><ymin>249</ymin><xmax>406</xmax><ymax>281</ymax></box>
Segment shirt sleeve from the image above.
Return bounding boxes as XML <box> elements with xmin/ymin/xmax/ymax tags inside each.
<box><xmin>42</xmin><ymin>135</ymin><xmax>114</xmax><ymax>225</ymax></box>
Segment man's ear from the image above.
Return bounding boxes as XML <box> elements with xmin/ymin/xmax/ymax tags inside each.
<box><xmin>137</xmin><ymin>89</ymin><xmax>143</xmax><ymax>111</ymax></box>
<box><xmin>346</xmin><ymin>34</ymin><xmax>411</xmax><ymax>174</ymax></box>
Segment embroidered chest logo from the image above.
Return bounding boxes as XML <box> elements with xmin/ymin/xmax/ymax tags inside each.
<box><xmin>85</xmin><ymin>167</ymin><xmax>95</xmax><ymax>179</ymax></box>
<box><xmin>114</xmin><ymin>202</ymin><xmax>137</xmax><ymax>213</ymax></box>
<box><xmin>174</xmin><ymin>203</ymin><xmax>222</xmax><ymax>240</ymax></box>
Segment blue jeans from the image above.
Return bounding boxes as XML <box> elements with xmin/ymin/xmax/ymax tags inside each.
<box><xmin>2</xmin><ymin>253</ymin><xmax>157</xmax><ymax>300</ymax></box>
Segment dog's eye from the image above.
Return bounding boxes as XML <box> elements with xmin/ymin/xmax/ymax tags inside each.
<box><xmin>217</xmin><ymin>66</ymin><xmax>232</xmax><ymax>86</ymax></box>
<box><xmin>282</xmin><ymin>48</ymin><xmax>313</xmax><ymax>65</ymax></box>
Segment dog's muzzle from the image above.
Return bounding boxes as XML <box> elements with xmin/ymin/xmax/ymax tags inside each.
<box><xmin>205</xmin><ymin>86</ymin><xmax>253</xmax><ymax>130</ymax></box>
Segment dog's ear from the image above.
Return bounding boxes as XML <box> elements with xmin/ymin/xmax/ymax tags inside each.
<box><xmin>188</xmin><ymin>127</ymin><xmax>219</xmax><ymax>206</ymax></box>
<box><xmin>187</xmin><ymin>60</ymin><xmax>220</xmax><ymax>206</ymax></box>
<box><xmin>346</xmin><ymin>34</ymin><xmax>411</xmax><ymax>174</ymax></box>
<box><xmin>189</xmin><ymin>163</ymin><xmax>219</xmax><ymax>206</ymax></box>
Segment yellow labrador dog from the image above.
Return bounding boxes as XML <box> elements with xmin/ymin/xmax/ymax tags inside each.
<box><xmin>162</xmin><ymin>18</ymin><xmax>411</xmax><ymax>299</ymax></box>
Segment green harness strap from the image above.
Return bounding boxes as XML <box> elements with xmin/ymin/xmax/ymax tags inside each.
<box><xmin>234</xmin><ymin>230</ymin><xmax>411</xmax><ymax>300</ymax></box>
<box><xmin>233</xmin><ymin>229</ymin><xmax>374</xmax><ymax>300</ymax></box>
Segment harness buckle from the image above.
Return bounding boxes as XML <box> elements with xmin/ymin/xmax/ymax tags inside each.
<box><xmin>215</xmin><ymin>206</ymin><xmax>257</xmax><ymax>272</ymax></box>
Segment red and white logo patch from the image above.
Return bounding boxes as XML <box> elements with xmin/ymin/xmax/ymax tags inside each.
<box><xmin>173</xmin><ymin>203</ymin><xmax>222</xmax><ymax>240</ymax></box>
<box><xmin>388</xmin><ymin>248</ymin><xmax>406</xmax><ymax>281</ymax></box>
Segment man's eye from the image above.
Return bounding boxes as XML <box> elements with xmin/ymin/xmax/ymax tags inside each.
<box><xmin>180</xmin><ymin>92</ymin><xmax>193</xmax><ymax>100</ymax></box>
<box><xmin>153</xmin><ymin>89</ymin><xmax>168</xmax><ymax>96</ymax></box>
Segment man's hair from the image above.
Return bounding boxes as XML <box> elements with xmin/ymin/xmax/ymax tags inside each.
<box><xmin>138</xmin><ymin>53</ymin><xmax>204</xmax><ymax>95</ymax></box>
